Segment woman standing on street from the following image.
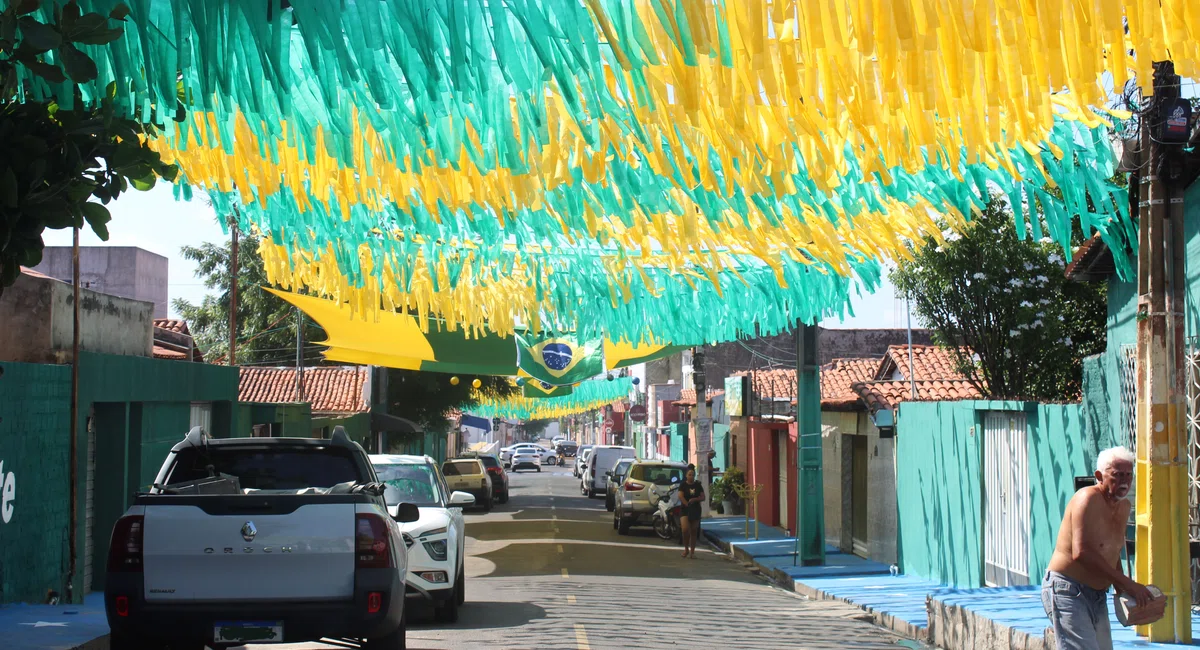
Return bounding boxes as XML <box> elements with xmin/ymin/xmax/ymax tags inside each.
<box><xmin>679</xmin><ymin>467</ymin><xmax>705</xmax><ymax>558</ymax></box>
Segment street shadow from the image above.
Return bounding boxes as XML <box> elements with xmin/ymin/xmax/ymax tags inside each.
<box><xmin>407</xmin><ymin>600</ymin><xmax>547</xmax><ymax>631</ymax></box>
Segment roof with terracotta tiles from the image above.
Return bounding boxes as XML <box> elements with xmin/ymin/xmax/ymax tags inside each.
<box><xmin>152</xmin><ymin>318</ymin><xmax>191</xmax><ymax>335</ymax></box>
<box><xmin>1063</xmin><ymin>233</ymin><xmax>1115</xmax><ymax>281</ymax></box>
<box><xmin>876</xmin><ymin>345</ymin><xmax>972</xmax><ymax>382</ymax></box>
<box><xmin>674</xmin><ymin>388</ymin><xmax>724</xmax><ymax>406</ymax></box>
<box><xmin>239</xmin><ymin>366</ymin><xmax>369</xmax><ymax>413</ymax></box>
<box><xmin>152</xmin><ymin>345</ymin><xmax>189</xmax><ymax>360</ymax></box>
<box><xmin>851</xmin><ymin>379</ymin><xmax>984</xmax><ymax>412</ymax></box>
<box><xmin>820</xmin><ymin>358</ymin><xmax>878</xmax><ymax>409</ymax></box>
<box><xmin>750</xmin><ymin>368</ymin><xmax>796</xmax><ymax>400</ymax></box>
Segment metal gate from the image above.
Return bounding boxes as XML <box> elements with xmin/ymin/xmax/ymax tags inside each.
<box><xmin>777</xmin><ymin>431</ymin><xmax>788</xmax><ymax>528</ymax></box>
<box><xmin>983</xmin><ymin>411</ymin><xmax>1030</xmax><ymax>586</ymax></box>
<box><xmin>1186</xmin><ymin>338</ymin><xmax>1200</xmax><ymax>604</ymax></box>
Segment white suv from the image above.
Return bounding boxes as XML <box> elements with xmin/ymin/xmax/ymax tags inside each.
<box><xmin>371</xmin><ymin>454</ymin><xmax>473</xmax><ymax>623</ymax></box>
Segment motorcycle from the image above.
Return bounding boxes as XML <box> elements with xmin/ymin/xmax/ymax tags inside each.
<box><xmin>651</xmin><ymin>483</ymin><xmax>683</xmax><ymax>542</ymax></box>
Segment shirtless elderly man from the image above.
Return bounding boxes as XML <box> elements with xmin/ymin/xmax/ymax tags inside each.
<box><xmin>1043</xmin><ymin>446</ymin><xmax>1154</xmax><ymax>649</ymax></box>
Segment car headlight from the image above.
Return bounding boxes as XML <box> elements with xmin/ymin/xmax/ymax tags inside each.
<box><xmin>422</xmin><ymin>539</ymin><xmax>448</xmax><ymax>561</ymax></box>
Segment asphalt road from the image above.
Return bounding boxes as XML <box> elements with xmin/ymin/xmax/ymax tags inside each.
<box><xmin>248</xmin><ymin>465</ymin><xmax>919</xmax><ymax>650</ymax></box>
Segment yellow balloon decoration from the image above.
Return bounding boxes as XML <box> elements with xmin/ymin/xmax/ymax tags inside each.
<box><xmin>450</xmin><ymin>376</ymin><xmax>460</xmax><ymax>386</ymax></box>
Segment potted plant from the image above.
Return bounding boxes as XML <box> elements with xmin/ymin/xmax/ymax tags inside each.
<box><xmin>713</xmin><ymin>467</ymin><xmax>746</xmax><ymax>515</ymax></box>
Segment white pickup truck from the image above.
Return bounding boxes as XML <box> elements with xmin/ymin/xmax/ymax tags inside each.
<box><xmin>104</xmin><ymin>427</ymin><xmax>417</xmax><ymax>650</ymax></box>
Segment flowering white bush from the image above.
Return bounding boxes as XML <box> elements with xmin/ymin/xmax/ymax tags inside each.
<box><xmin>891</xmin><ymin>196</ymin><xmax>1107</xmax><ymax>400</ymax></box>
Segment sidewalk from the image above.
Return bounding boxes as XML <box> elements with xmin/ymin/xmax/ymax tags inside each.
<box><xmin>702</xmin><ymin>516</ymin><xmax>1200</xmax><ymax>650</ymax></box>
<box><xmin>0</xmin><ymin>593</ymin><xmax>108</xmax><ymax>650</ymax></box>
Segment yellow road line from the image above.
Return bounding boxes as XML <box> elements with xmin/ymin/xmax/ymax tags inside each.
<box><xmin>561</xmin><ymin>568</ymin><xmax>570</xmax><ymax>578</ymax></box>
<box><xmin>574</xmin><ymin>623</ymin><xmax>591</xmax><ymax>650</ymax></box>
<box><xmin>567</xmin><ymin>594</ymin><xmax>577</xmax><ymax>604</ymax></box>
<box><xmin>557</xmin><ymin>544</ymin><xmax>564</xmax><ymax>553</ymax></box>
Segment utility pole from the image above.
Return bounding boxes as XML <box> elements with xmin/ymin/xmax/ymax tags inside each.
<box><xmin>793</xmin><ymin>324</ymin><xmax>824</xmax><ymax>566</ymax></box>
<box><xmin>295</xmin><ymin>308</ymin><xmax>305</xmax><ymax>402</ymax></box>
<box><xmin>66</xmin><ymin>227</ymin><xmax>80</xmax><ymax>602</ymax></box>
<box><xmin>228</xmin><ymin>216</ymin><xmax>239</xmax><ymax>366</ymax></box>
<box><xmin>906</xmin><ymin>294</ymin><xmax>917</xmax><ymax>399</ymax></box>
<box><xmin>1134</xmin><ymin>60</ymin><xmax>1192</xmax><ymax>643</ymax></box>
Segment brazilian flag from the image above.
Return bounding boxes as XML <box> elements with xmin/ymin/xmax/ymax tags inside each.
<box><xmin>522</xmin><ymin>380</ymin><xmax>575</xmax><ymax>398</ymax></box>
<box><xmin>515</xmin><ymin>332</ymin><xmax>606</xmax><ymax>386</ymax></box>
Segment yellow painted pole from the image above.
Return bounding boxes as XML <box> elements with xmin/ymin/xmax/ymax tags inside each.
<box><xmin>1133</xmin><ymin>61</ymin><xmax>1192</xmax><ymax>642</ymax></box>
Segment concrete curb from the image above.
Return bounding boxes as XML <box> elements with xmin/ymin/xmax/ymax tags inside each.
<box><xmin>704</xmin><ymin>529</ymin><xmax>1061</xmax><ymax>650</ymax></box>
<box><xmin>703</xmin><ymin>530</ymin><xmax>933</xmax><ymax>645</ymax></box>
<box><xmin>926</xmin><ymin>599</ymin><xmax>1050</xmax><ymax>650</ymax></box>
<box><xmin>68</xmin><ymin>635</ymin><xmax>108</xmax><ymax>650</ymax></box>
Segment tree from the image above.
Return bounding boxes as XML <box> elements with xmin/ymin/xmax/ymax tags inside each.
<box><xmin>172</xmin><ymin>230</ymin><xmax>328</xmax><ymax>366</ymax></box>
<box><xmin>521</xmin><ymin>418</ymin><xmax>552</xmax><ymax>438</ymax></box>
<box><xmin>0</xmin><ymin>1</ymin><xmax>178</xmax><ymax>293</ymax></box>
<box><xmin>890</xmin><ymin>197</ymin><xmax>1107</xmax><ymax>401</ymax></box>
<box><xmin>384</xmin><ymin>371</ymin><xmax>517</xmax><ymax>431</ymax></box>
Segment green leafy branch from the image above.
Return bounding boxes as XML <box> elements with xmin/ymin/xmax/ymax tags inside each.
<box><xmin>0</xmin><ymin>0</ymin><xmax>179</xmax><ymax>292</ymax></box>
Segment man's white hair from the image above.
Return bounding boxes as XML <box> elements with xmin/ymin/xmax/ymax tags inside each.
<box><xmin>1096</xmin><ymin>446</ymin><xmax>1136</xmax><ymax>473</ymax></box>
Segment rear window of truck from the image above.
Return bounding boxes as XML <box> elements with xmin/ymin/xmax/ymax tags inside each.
<box><xmin>166</xmin><ymin>447</ymin><xmax>361</xmax><ymax>490</ymax></box>
<box><xmin>629</xmin><ymin>465</ymin><xmax>685</xmax><ymax>485</ymax></box>
<box><xmin>442</xmin><ymin>460</ymin><xmax>481</xmax><ymax>476</ymax></box>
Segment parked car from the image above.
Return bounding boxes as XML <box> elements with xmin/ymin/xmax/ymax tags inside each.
<box><xmin>105</xmin><ymin>426</ymin><xmax>415</xmax><ymax>650</ymax></box>
<box><xmin>581</xmin><ymin>445</ymin><xmax>636</xmax><ymax>498</ymax></box>
<box><xmin>509</xmin><ymin>448</ymin><xmax>542</xmax><ymax>472</ymax></box>
<box><xmin>371</xmin><ymin>454</ymin><xmax>472</xmax><ymax>623</ymax></box>
<box><xmin>573</xmin><ymin>445</ymin><xmax>594</xmax><ymax>478</ymax></box>
<box><xmin>604</xmin><ymin>457</ymin><xmax>636</xmax><ymax>511</ymax></box>
<box><xmin>500</xmin><ymin>442</ymin><xmax>555</xmax><ymax>465</ymax></box>
<box><xmin>460</xmin><ymin>452</ymin><xmax>508</xmax><ymax>504</ymax></box>
<box><xmin>441</xmin><ymin>458</ymin><xmax>493</xmax><ymax>511</ymax></box>
<box><xmin>613</xmin><ymin>461</ymin><xmax>688</xmax><ymax>534</ymax></box>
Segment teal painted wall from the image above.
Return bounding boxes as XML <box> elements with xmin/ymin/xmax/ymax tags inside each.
<box><xmin>898</xmin><ymin>400</ymin><xmax>1099</xmax><ymax>588</ymax></box>
<box><xmin>896</xmin><ymin>401</ymin><xmax>984</xmax><ymax>587</ymax></box>
<box><xmin>670</xmin><ymin>422</ymin><xmax>688</xmax><ymax>463</ymax></box>
<box><xmin>0</xmin><ymin>362</ymin><xmax>72</xmax><ymax>603</ymax></box>
<box><xmin>1027</xmin><ymin>403</ymin><xmax>1096</xmax><ymax>582</ymax></box>
<box><xmin>73</xmin><ymin>353</ymin><xmax>239</xmax><ymax>601</ymax></box>
<box><xmin>1186</xmin><ymin>179</ymin><xmax>1200</xmax><ymax>339</ymax></box>
<box><xmin>713</xmin><ymin>423</ymin><xmax>730</xmax><ymax>472</ymax></box>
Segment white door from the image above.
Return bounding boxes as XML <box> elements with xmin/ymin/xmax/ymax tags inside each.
<box><xmin>778</xmin><ymin>432</ymin><xmax>788</xmax><ymax>528</ymax></box>
<box><xmin>190</xmin><ymin>402</ymin><xmax>213</xmax><ymax>434</ymax></box>
<box><xmin>984</xmin><ymin>411</ymin><xmax>1030</xmax><ymax>586</ymax></box>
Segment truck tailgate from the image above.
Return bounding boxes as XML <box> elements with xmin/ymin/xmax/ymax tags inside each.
<box><xmin>446</xmin><ymin>475</ymin><xmax>485</xmax><ymax>492</ymax></box>
<box><xmin>142</xmin><ymin>501</ymin><xmax>356</xmax><ymax>602</ymax></box>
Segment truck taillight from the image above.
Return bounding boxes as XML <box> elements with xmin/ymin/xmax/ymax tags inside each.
<box><xmin>108</xmin><ymin>515</ymin><xmax>144</xmax><ymax>573</ymax></box>
<box><xmin>355</xmin><ymin>514</ymin><xmax>393</xmax><ymax>569</ymax></box>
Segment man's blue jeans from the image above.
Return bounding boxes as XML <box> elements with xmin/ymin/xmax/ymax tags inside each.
<box><xmin>1042</xmin><ymin>571</ymin><xmax>1113</xmax><ymax>650</ymax></box>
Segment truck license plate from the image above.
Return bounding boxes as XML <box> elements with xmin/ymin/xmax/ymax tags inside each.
<box><xmin>214</xmin><ymin>621</ymin><xmax>284</xmax><ymax>643</ymax></box>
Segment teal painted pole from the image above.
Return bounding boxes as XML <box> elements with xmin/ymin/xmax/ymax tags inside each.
<box><xmin>794</xmin><ymin>324</ymin><xmax>825</xmax><ymax>566</ymax></box>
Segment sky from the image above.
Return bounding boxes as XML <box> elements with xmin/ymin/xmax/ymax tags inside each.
<box><xmin>42</xmin><ymin>184</ymin><xmax>906</xmax><ymax>329</ymax></box>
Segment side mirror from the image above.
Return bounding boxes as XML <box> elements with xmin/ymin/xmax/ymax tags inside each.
<box><xmin>393</xmin><ymin>502</ymin><xmax>420</xmax><ymax>523</ymax></box>
<box><xmin>605</xmin><ymin>471</ymin><xmax>612</xmax><ymax>478</ymax></box>
<box><xmin>449</xmin><ymin>491</ymin><xmax>476</xmax><ymax>507</ymax></box>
